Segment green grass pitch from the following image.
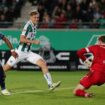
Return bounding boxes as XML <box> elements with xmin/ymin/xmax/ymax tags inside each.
<box><xmin>0</xmin><ymin>70</ymin><xmax>105</xmax><ymax>105</ymax></box>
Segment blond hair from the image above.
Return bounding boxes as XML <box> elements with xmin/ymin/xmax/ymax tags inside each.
<box><xmin>29</xmin><ymin>9</ymin><xmax>39</xmax><ymax>16</ymax></box>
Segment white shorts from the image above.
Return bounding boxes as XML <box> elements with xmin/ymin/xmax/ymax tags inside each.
<box><xmin>7</xmin><ymin>49</ymin><xmax>43</xmax><ymax>67</ymax></box>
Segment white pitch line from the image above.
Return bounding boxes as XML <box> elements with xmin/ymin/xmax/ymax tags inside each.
<box><xmin>12</xmin><ymin>87</ymin><xmax>74</xmax><ymax>95</ymax></box>
<box><xmin>11</xmin><ymin>84</ymin><xmax>105</xmax><ymax>95</ymax></box>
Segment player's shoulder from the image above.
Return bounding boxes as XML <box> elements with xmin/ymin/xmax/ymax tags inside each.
<box><xmin>25</xmin><ymin>20</ymin><xmax>31</xmax><ymax>26</ymax></box>
<box><xmin>90</xmin><ymin>45</ymin><xmax>105</xmax><ymax>50</ymax></box>
<box><xmin>87</xmin><ymin>45</ymin><xmax>99</xmax><ymax>51</ymax></box>
<box><xmin>23</xmin><ymin>20</ymin><xmax>31</xmax><ymax>29</ymax></box>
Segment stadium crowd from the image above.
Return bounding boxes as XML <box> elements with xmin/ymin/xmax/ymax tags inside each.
<box><xmin>0</xmin><ymin>0</ymin><xmax>25</xmax><ymax>27</ymax></box>
<box><xmin>0</xmin><ymin>0</ymin><xmax>105</xmax><ymax>28</ymax></box>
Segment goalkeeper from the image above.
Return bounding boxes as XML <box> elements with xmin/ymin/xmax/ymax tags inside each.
<box><xmin>73</xmin><ymin>35</ymin><xmax>105</xmax><ymax>98</ymax></box>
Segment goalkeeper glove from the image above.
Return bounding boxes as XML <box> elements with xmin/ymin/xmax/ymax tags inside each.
<box><xmin>84</xmin><ymin>59</ymin><xmax>92</xmax><ymax>68</ymax></box>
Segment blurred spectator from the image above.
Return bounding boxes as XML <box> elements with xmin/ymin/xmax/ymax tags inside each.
<box><xmin>66</xmin><ymin>3</ymin><xmax>73</xmax><ymax>20</ymax></box>
<box><xmin>4</xmin><ymin>7</ymin><xmax>14</xmax><ymax>22</ymax></box>
<box><xmin>97</xmin><ymin>15</ymin><xmax>105</xmax><ymax>28</ymax></box>
<box><xmin>0</xmin><ymin>0</ymin><xmax>25</xmax><ymax>27</ymax></box>
<box><xmin>93</xmin><ymin>5</ymin><xmax>101</xmax><ymax>21</ymax></box>
<box><xmin>40</xmin><ymin>12</ymin><xmax>53</xmax><ymax>28</ymax></box>
<box><xmin>0</xmin><ymin>14</ymin><xmax>6</xmax><ymax>22</ymax></box>
<box><xmin>72</xmin><ymin>4</ymin><xmax>82</xmax><ymax>22</ymax></box>
<box><xmin>37</xmin><ymin>3</ymin><xmax>45</xmax><ymax>22</ymax></box>
<box><xmin>69</xmin><ymin>19</ymin><xmax>78</xmax><ymax>29</ymax></box>
<box><xmin>53</xmin><ymin>10</ymin><xmax>67</xmax><ymax>28</ymax></box>
<box><xmin>52</xmin><ymin>6</ymin><xmax>62</xmax><ymax>19</ymax></box>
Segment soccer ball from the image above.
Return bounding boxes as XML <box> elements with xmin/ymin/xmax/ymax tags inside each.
<box><xmin>85</xmin><ymin>53</ymin><xmax>94</xmax><ymax>62</ymax></box>
<box><xmin>79</xmin><ymin>53</ymin><xmax>94</xmax><ymax>67</ymax></box>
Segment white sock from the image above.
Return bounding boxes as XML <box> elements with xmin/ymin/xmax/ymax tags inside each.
<box><xmin>44</xmin><ymin>72</ymin><xmax>53</xmax><ymax>86</ymax></box>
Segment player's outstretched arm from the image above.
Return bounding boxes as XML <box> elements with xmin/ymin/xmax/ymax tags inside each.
<box><xmin>20</xmin><ymin>35</ymin><xmax>40</xmax><ymax>45</ymax></box>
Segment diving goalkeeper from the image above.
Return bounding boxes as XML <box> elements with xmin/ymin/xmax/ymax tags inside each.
<box><xmin>73</xmin><ymin>35</ymin><xmax>105</xmax><ymax>98</ymax></box>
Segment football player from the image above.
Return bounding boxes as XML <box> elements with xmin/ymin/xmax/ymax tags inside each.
<box><xmin>3</xmin><ymin>10</ymin><xmax>61</xmax><ymax>91</ymax></box>
<box><xmin>73</xmin><ymin>35</ymin><xmax>105</xmax><ymax>98</ymax></box>
<box><xmin>0</xmin><ymin>33</ymin><xmax>18</xmax><ymax>95</ymax></box>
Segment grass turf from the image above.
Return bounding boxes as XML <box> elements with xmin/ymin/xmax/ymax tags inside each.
<box><xmin>0</xmin><ymin>70</ymin><xmax>105</xmax><ymax>105</ymax></box>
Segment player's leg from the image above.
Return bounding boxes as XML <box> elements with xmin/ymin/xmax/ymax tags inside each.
<box><xmin>36</xmin><ymin>59</ymin><xmax>53</xmax><ymax>85</ymax></box>
<box><xmin>0</xmin><ymin>64</ymin><xmax>11</xmax><ymax>95</ymax></box>
<box><xmin>73</xmin><ymin>84</ymin><xmax>93</xmax><ymax>98</ymax></box>
<box><xmin>3</xmin><ymin>56</ymin><xmax>18</xmax><ymax>71</ymax></box>
<box><xmin>34</xmin><ymin>59</ymin><xmax>61</xmax><ymax>90</ymax></box>
<box><xmin>3</xmin><ymin>49</ymin><xmax>24</xmax><ymax>71</ymax></box>
<box><xmin>73</xmin><ymin>72</ymin><xmax>93</xmax><ymax>98</ymax></box>
<box><xmin>2</xmin><ymin>53</ymin><xmax>23</xmax><ymax>95</ymax></box>
<box><xmin>2</xmin><ymin>56</ymin><xmax>19</xmax><ymax>95</ymax></box>
<box><xmin>27</xmin><ymin>52</ymin><xmax>61</xmax><ymax>90</ymax></box>
<box><xmin>0</xmin><ymin>65</ymin><xmax>6</xmax><ymax>90</ymax></box>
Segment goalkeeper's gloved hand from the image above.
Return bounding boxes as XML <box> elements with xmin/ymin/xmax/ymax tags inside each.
<box><xmin>84</xmin><ymin>59</ymin><xmax>92</xmax><ymax>68</ymax></box>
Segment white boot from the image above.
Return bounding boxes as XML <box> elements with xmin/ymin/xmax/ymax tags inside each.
<box><xmin>1</xmin><ymin>89</ymin><xmax>11</xmax><ymax>96</ymax></box>
<box><xmin>49</xmin><ymin>81</ymin><xmax>61</xmax><ymax>91</ymax></box>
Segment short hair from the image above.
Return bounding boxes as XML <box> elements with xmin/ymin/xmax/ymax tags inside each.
<box><xmin>29</xmin><ymin>10</ymin><xmax>39</xmax><ymax>16</ymax></box>
<box><xmin>98</xmin><ymin>35</ymin><xmax>105</xmax><ymax>43</ymax></box>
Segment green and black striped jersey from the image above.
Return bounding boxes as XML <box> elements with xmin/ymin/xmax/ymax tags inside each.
<box><xmin>17</xmin><ymin>20</ymin><xmax>37</xmax><ymax>52</ymax></box>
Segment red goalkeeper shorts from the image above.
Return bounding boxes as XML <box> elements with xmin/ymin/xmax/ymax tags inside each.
<box><xmin>80</xmin><ymin>71</ymin><xmax>105</xmax><ymax>89</ymax></box>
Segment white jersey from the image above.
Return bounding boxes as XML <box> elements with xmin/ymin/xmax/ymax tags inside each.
<box><xmin>7</xmin><ymin>20</ymin><xmax>43</xmax><ymax>67</ymax></box>
<box><xmin>17</xmin><ymin>20</ymin><xmax>37</xmax><ymax>52</ymax></box>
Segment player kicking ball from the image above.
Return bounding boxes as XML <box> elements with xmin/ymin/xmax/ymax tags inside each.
<box><xmin>3</xmin><ymin>10</ymin><xmax>61</xmax><ymax>92</ymax></box>
<box><xmin>73</xmin><ymin>35</ymin><xmax>105</xmax><ymax>98</ymax></box>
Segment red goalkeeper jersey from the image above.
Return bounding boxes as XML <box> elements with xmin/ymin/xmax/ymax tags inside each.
<box><xmin>77</xmin><ymin>45</ymin><xmax>105</xmax><ymax>72</ymax></box>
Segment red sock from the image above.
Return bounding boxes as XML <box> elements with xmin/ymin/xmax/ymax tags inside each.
<box><xmin>75</xmin><ymin>89</ymin><xmax>87</xmax><ymax>97</ymax></box>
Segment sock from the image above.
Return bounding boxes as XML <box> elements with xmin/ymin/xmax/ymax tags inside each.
<box><xmin>44</xmin><ymin>72</ymin><xmax>53</xmax><ymax>86</ymax></box>
<box><xmin>75</xmin><ymin>89</ymin><xmax>87</xmax><ymax>97</ymax></box>
<box><xmin>0</xmin><ymin>66</ymin><xmax>6</xmax><ymax>90</ymax></box>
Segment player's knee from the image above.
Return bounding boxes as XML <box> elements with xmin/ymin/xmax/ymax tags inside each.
<box><xmin>3</xmin><ymin>64</ymin><xmax>11</xmax><ymax>71</ymax></box>
<box><xmin>3</xmin><ymin>65</ymin><xmax>8</xmax><ymax>71</ymax></box>
<box><xmin>3</xmin><ymin>65</ymin><xmax>6</xmax><ymax>71</ymax></box>
<box><xmin>73</xmin><ymin>87</ymin><xmax>81</xmax><ymax>95</ymax></box>
<box><xmin>73</xmin><ymin>84</ymin><xmax>85</xmax><ymax>95</ymax></box>
<box><xmin>41</xmin><ymin>62</ymin><xmax>47</xmax><ymax>69</ymax></box>
<box><xmin>37</xmin><ymin>59</ymin><xmax>47</xmax><ymax>69</ymax></box>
